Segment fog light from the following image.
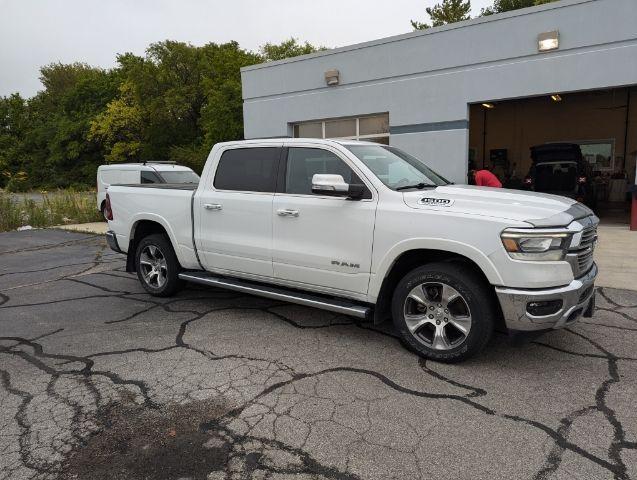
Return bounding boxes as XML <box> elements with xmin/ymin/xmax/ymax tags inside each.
<box><xmin>527</xmin><ymin>299</ymin><xmax>563</xmax><ymax>316</ymax></box>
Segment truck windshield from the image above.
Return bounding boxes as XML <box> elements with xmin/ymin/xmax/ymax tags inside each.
<box><xmin>157</xmin><ymin>171</ymin><xmax>200</xmax><ymax>184</ymax></box>
<box><xmin>346</xmin><ymin>145</ymin><xmax>449</xmax><ymax>190</ymax></box>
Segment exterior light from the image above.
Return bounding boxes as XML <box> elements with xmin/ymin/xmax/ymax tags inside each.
<box><xmin>538</xmin><ymin>30</ymin><xmax>559</xmax><ymax>52</ymax></box>
<box><xmin>482</xmin><ymin>103</ymin><xmax>495</xmax><ymax>109</ymax></box>
<box><xmin>325</xmin><ymin>69</ymin><xmax>340</xmax><ymax>86</ymax></box>
<box><xmin>551</xmin><ymin>94</ymin><xmax>562</xmax><ymax>102</ymax></box>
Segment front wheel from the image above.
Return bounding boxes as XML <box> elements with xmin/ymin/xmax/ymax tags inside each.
<box><xmin>391</xmin><ymin>262</ymin><xmax>495</xmax><ymax>363</ymax></box>
<box><xmin>135</xmin><ymin>234</ymin><xmax>182</xmax><ymax>297</ymax></box>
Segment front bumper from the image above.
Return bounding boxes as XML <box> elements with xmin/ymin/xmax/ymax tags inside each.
<box><xmin>495</xmin><ymin>263</ymin><xmax>597</xmax><ymax>332</ymax></box>
<box><xmin>105</xmin><ymin>230</ymin><xmax>123</xmax><ymax>254</ymax></box>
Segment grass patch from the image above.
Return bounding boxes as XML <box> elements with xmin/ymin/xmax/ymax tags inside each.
<box><xmin>0</xmin><ymin>190</ymin><xmax>103</xmax><ymax>232</ymax></box>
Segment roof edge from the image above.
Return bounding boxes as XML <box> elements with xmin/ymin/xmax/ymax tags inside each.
<box><xmin>241</xmin><ymin>0</ymin><xmax>595</xmax><ymax>73</ymax></box>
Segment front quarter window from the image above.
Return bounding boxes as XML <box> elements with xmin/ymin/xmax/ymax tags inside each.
<box><xmin>346</xmin><ymin>145</ymin><xmax>449</xmax><ymax>190</ymax></box>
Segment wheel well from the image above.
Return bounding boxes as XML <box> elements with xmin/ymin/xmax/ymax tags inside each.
<box><xmin>125</xmin><ymin>220</ymin><xmax>170</xmax><ymax>273</ymax></box>
<box><xmin>373</xmin><ymin>249</ymin><xmax>504</xmax><ymax>329</ymax></box>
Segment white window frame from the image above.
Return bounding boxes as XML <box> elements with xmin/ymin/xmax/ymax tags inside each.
<box><xmin>293</xmin><ymin>114</ymin><xmax>390</xmax><ymax>142</ymax></box>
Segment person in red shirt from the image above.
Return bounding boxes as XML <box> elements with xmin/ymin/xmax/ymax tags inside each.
<box><xmin>469</xmin><ymin>168</ymin><xmax>502</xmax><ymax>188</ymax></box>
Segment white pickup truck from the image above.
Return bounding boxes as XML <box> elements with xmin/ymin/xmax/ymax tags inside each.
<box><xmin>105</xmin><ymin>139</ymin><xmax>598</xmax><ymax>362</ymax></box>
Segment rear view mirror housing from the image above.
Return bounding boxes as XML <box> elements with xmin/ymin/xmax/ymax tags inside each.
<box><xmin>311</xmin><ymin>174</ymin><xmax>365</xmax><ymax>199</ymax></box>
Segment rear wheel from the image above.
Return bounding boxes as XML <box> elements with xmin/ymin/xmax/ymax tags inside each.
<box><xmin>135</xmin><ymin>234</ymin><xmax>182</xmax><ymax>297</ymax></box>
<box><xmin>391</xmin><ymin>262</ymin><xmax>495</xmax><ymax>363</ymax></box>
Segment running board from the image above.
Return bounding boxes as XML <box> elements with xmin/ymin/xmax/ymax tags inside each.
<box><xmin>178</xmin><ymin>272</ymin><xmax>371</xmax><ymax>319</ymax></box>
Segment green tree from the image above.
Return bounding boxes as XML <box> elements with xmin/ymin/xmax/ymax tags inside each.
<box><xmin>0</xmin><ymin>38</ymin><xmax>323</xmax><ymax>187</ymax></box>
<box><xmin>481</xmin><ymin>0</ymin><xmax>557</xmax><ymax>15</ymax></box>
<box><xmin>0</xmin><ymin>94</ymin><xmax>29</xmax><ymax>188</ymax></box>
<box><xmin>260</xmin><ymin>38</ymin><xmax>325</xmax><ymax>62</ymax></box>
<box><xmin>411</xmin><ymin>0</ymin><xmax>471</xmax><ymax>30</ymax></box>
<box><xmin>88</xmin><ymin>82</ymin><xmax>143</xmax><ymax>163</ymax></box>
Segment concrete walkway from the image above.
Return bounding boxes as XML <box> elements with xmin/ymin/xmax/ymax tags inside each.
<box><xmin>49</xmin><ymin>221</ymin><xmax>636</xmax><ymax>290</ymax></box>
<box><xmin>595</xmin><ymin>224</ymin><xmax>637</xmax><ymax>290</ymax></box>
<box><xmin>53</xmin><ymin>222</ymin><xmax>108</xmax><ymax>234</ymax></box>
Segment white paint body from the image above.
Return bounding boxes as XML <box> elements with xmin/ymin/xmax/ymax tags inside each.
<box><xmin>107</xmin><ymin>139</ymin><xmax>588</xmax><ymax>304</ymax></box>
<box><xmin>96</xmin><ymin>163</ymin><xmax>198</xmax><ymax>212</ymax></box>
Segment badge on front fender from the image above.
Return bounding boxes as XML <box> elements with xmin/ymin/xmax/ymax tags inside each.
<box><xmin>418</xmin><ymin>197</ymin><xmax>454</xmax><ymax>207</ymax></box>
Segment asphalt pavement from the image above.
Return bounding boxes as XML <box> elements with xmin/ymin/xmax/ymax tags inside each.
<box><xmin>0</xmin><ymin>229</ymin><xmax>636</xmax><ymax>480</ymax></box>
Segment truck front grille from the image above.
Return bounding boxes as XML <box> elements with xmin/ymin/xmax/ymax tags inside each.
<box><xmin>568</xmin><ymin>226</ymin><xmax>597</xmax><ymax>277</ymax></box>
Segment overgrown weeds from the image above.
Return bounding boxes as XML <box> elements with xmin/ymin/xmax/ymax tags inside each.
<box><xmin>0</xmin><ymin>190</ymin><xmax>103</xmax><ymax>232</ymax></box>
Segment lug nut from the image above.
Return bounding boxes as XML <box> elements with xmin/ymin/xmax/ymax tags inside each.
<box><xmin>444</xmin><ymin>318</ymin><xmax>448</xmax><ymax>322</ymax></box>
<box><xmin>444</xmin><ymin>309</ymin><xmax>449</xmax><ymax>314</ymax></box>
<box><xmin>429</xmin><ymin>315</ymin><xmax>434</xmax><ymax>319</ymax></box>
<box><xmin>436</xmin><ymin>320</ymin><xmax>441</xmax><ymax>325</ymax></box>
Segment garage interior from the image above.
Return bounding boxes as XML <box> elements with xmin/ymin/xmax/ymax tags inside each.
<box><xmin>468</xmin><ymin>86</ymin><xmax>636</xmax><ymax>222</ymax></box>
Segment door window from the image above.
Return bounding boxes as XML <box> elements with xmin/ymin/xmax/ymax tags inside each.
<box><xmin>141</xmin><ymin>171</ymin><xmax>163</xmax><ymax>184</ymax></box>
<box><xmin>214</xmin><ymin>147</ymin><xmax>279</xmax><ymax>192</ymax></box>
<box><xmin>285</xmin><ymin>147</ymin><xmax>368</xmax><ymax>197</ymax></box>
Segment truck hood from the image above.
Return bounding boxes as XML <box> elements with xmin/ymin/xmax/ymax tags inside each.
<box><xmin>402</xmin><ymin>185</ymin><xmax>594</xmax><ymax>227</ymax></box>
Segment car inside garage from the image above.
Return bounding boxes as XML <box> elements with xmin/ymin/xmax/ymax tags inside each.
<box><xmin>468</xmin><ymin>86</ymin><xmax>636</xmax><ymax>221</ymax></box>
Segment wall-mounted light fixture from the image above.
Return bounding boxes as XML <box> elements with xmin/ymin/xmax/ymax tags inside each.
<box><xmin>538</xmin><ymin>30</ymin><xmax>559</xmax><ymax>52</ymax></box>
<box><xmin>325</xmin><ymin>69</ymin><xmax>340</xmax><ymax>86</ymax></box>
<box><xmin>482</xmin><ymin>103</ymin><xmax>495</xmax><ymax>109</ymax></box>
<box><xmin>551</xmin><ymin>94</ymin><xmax>562</xmax><ymax>102</ymax></box>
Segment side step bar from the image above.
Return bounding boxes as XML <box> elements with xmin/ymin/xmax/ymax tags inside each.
<box><xmin>178</xmin><ymin>272</ymin><xmax>371</xmax><ymax>319</ymax></box>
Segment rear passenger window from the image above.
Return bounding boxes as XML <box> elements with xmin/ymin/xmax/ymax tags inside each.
<box><xmin>141</xmin><ymin>171</ymin><xmax>163</xmax><ymax>184</ymax></box>
<box><xmin>214</xmin><ymin>148</ymin><xmax>279</xmax><ymax>193</ymax></box>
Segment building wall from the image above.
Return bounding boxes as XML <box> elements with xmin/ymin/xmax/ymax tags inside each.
<box><xmin>241</xmin><ymin>0</ymin><xmax>637</xmax><ymax>183</ymax></box>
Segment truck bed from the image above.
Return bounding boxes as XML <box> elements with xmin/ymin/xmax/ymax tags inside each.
<box><xmin>106</xmin><ymin>183</ymin><xmax>199</xmax><ymax>268</ymax></box>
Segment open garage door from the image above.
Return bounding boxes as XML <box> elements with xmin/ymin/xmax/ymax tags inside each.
<box><xmin>468</xmin><ymin>87</ymin><xmax>636</xmax><ymax>222</ymax></box>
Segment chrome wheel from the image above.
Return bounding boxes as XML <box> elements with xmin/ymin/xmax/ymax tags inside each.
<box><xmin>139</xmin><ymin>245</ymin><xmax>168</xmax><ymax>289</ymax></box>
<box><xmin>403</xmin><ymin>282</ymin><xmax>472</xmax><ymax>351</ymax></box>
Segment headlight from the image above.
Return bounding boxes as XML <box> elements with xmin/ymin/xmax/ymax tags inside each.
<box><xmin>501</xmin><ymin>231</ymin><xmax>571</xmax><ymax>261</ymax></box>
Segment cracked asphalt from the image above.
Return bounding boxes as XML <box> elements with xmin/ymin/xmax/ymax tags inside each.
<box><xmin>1</xmin><ymin>229</ymin><xmax>636</xmax><ymax>480</ymax></box>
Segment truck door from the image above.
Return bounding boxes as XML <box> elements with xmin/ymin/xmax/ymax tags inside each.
<box><xmin>272</xmin><ymin>145</ymin><xmax>377</xmax><ymax>295</ymax></box>
<box><xmin>195</xmin><ymin>145</ymin><xmax>282</xmax><ymax>278</ymax></box>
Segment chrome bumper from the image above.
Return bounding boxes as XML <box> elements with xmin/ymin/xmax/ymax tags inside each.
<box><xmin>105</xmin><ymin>230</ymin><xmax>123</xmax><ymax>254</ymax></box>
<box><xmin>495</xmin><ymin>263</ymin><xmax>597</xmax><ymax>332</ymax></box>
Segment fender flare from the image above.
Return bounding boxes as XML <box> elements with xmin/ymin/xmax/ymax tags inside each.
<box><xmin>369</xmin><ymin>238</ymin><xmax>503</xmax><ymax>299</ymax></box>
<box><xmin>127</xmin><ymin>213</ymin><xmax>187</xmax><ymax>267</ymax></box>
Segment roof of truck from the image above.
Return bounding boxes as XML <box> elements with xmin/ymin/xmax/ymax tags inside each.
<box><xmin>216</xmin><ymin>138</ymin><xmax>385</xmax><ymax>147</ymax></box>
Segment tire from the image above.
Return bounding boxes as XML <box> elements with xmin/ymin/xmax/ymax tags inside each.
<box><xmin>135</xmin><ymin>234</ymin><xmax>182</xmax><ymax>297</ymax></box>
<box><xmin>391</xmin><ymin>262</ymin><xmax>495</xmax><ymax>363</ymax></box>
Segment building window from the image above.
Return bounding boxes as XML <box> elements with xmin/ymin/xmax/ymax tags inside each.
<box><xmin>292</xmin><ymin>113</ymin><xmax>389</xmax><ymax>144</ymax></box>
<box><xmin>578</xmin><ymin>140</ymin><xmax>614</xmax><ymax>171</ymax></box>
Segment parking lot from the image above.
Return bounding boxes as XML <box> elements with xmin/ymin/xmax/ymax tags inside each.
<box><xmin>1</xmin><ymin>229</ymin><xmax>636</xmax><ymax>480</ymax></box>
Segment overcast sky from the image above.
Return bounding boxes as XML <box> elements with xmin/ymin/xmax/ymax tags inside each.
<box><xmin>0</xmin><ymin>0</ymin><xmax>493</xmax><ymax>98</ymax></box>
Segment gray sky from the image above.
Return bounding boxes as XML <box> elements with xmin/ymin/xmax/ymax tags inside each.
<box><xmin>0</xmin><ymin>0</ymin><xmax>492</xmax><ymax>98</ymax></box>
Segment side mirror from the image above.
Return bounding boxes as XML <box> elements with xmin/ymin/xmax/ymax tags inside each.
<box><xmin>311</xmin><ymin>174</ymin><xmax>365</xmax><ymax>199</ymax></box>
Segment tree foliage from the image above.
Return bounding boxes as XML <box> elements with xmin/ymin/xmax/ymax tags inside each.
<box><xmin>411</xmin><ymin>0</ymin><xmax>471</xmax><ymax>30</ymax></box>
<box><xmin>411</xmin><ymin>0</ymin><xmax>558</xmax><ymax>29</ymax></box>
<box><xmin>481</xmin><ymin>0</ymin><xmax>556</xmax><ymax>15</ymax></box>
<box><xmin>260</xmin><ymin>38</ymin><xmax>325</xmax><ymax>61</ymax></box>
<box><xmin>0</xmin><ymin>39</ymin><xmax>319</xmax><ymax>189</ymax></box>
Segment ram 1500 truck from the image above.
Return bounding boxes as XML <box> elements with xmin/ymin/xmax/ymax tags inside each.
<box><xmin>104</xmin><ymin>139</ymin><xmax>598</xmax><ymax>362</ymax></box>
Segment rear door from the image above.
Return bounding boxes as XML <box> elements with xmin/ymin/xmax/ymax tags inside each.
<box><xmin>195</xmin><ymin>145</ymin><xmax>282</xmax><ymax>278</ymax></box>
<box><xmin>272</xmin><ymin>144</ymin><xmax>378</xmax><ymax>295</ymax></box>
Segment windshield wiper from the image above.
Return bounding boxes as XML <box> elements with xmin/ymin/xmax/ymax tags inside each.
<box><xmin>395</xmin><ymin>183</ymin><xmax>437</xmax><ymax>191</ymax></box>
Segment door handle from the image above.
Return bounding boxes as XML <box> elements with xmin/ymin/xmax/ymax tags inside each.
<box><xmin>277</xmin><ymin>208</ymin><xmax>299</xmax><ymax>217</ymax></box>
<box><xmin>203</xmin><ymin>203</ymin><xmax>222</xmax><ymax>211</ymax></box>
